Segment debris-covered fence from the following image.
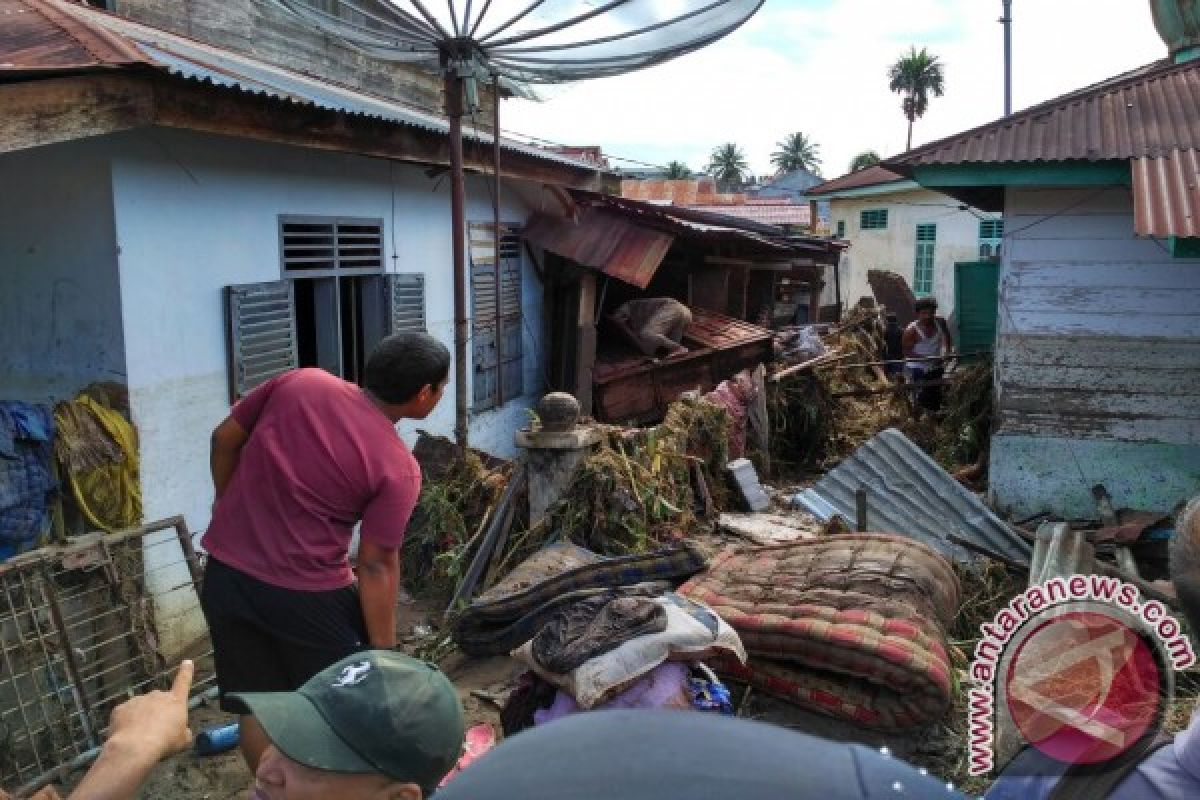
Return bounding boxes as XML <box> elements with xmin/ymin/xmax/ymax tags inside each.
<box><xmin>0</xmin><ymin>517</ymin><xmax>212</xmax><ymax>794</ymax></box>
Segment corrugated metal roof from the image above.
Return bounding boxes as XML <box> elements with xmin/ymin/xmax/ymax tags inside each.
<box><xmin>584</xmin><ymin>193</ymin><xmax>840</xmax><ymax>255</ymax></box>
<box><xmin>805</xmin><ymin>166</ymin><xmax>909</xmax><ymax>197</ymax></box>
<box><xmin>0</xmin><ymin>0</ymin><xmax>600</xmax><ymax>172</ymax></box>
<box><xmin>0</xmin><ymin>0</ymin><xmax>146</xmax><ymax>73</ymax></box>
<box><xmin>889</xmin><ymin>57</ymin><xmax>1200</xmax><ymax>168</ymax></box>
<box><xmin>523</xmin><ymin>210</ymin><xmax>674</xmax><ymax>289</ymax></box>
<box><xmin>793</xmin><ymin>428</ymin><xmax>1032</xmax><ymax>566</ymax></box>
<box><xmin>1133</xmin><ymin>148</ymin><xmax>1200</xmax><ymax>237</ymax></box>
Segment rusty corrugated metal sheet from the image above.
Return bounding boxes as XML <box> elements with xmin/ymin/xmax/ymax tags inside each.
<box><xmin>523</xmin><ymin>210</ymin><xmax>674</xmax><ymax>289</ymax></box>
<box><xmin>0</xmin><ymin>0</ymin><xmax>148</xmax><ymax>74</ymax></box>
<box><xmin>805</xmin><ymin>166</ymin><xmax>908</xmax><ymax>197</ymax></box>
<box><xmin>1133</xmin><ymin>149</ymin><xmax>1200</xmax><ymax>237</ymax></box>
<box><xmin>866</xmin><ymin>270</ymin><xmax>917</xmax><ymax>326</ymax></box>
<box><xmin>890</xmin><ymin>58</ymin><xmax>1200</xmax><ymax>168</ymax></box>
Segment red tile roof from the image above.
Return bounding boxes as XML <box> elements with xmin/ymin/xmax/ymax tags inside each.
<box><xmin>696</xmin><ymin>204</ymin><xmax>811</xmax><ymax>227</ymax></box>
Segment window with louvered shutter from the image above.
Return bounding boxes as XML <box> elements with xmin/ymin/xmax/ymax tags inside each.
<box><xmin>280</xmin><ymin>216</ymin><xmax>383</xmax><ymax>276</ymax></box>
<box><xmin>273</xmin><ymin>215</ymin><xmax>387</xmax><ymax>383</ymax></box>
<box><xmin>387</xmin><ymin>273</ymin><xmax>426</xmax><ymax>334</ymax></box>
<box><xmin>225</xmin><ymin>280</ymin><xmax>298</xmax><ymax>401</ymax></box>
<box><xmin>978</xmin><ymin>219</ymin><xmax>1004</xmax><ymax>259</ymax></box>
<box><xmin>860</xmin><ymin>209</ymin><xmax>888</xmax><ymax>230</ymax></box>
<box><xmin>469</xmin><ymin>222</ymin><xmax>523</xmax><ymax>411</ymax></box>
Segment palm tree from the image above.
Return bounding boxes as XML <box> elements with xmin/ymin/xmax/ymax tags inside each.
<box><xmin>849</xmin><ymin>150</ymin><xmax>881</xmax><ymax>172</ymax></box>
<box><xmin>706</xmin><ymin>143</ymin><xmax>749</xmax><ymax>192</ymax></box>
<box><xmin>664</xmin><ymin>160</ymin><xmax>692</xmax><ymax>179</ymax></box>
<box><xmin>888</xmin><ymin>46</ymin><xmax>946</xmax><ymax>151</ymax></box>
<box><xmin>771</xmin><ymin>132</ymin><xmax>821</xmax><ymax>174</ymax></box>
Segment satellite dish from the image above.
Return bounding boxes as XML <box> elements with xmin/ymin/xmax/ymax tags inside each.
<box><xmin>268</xmin><ymin>0</ymin><xmax>765</xmax><ymax>445</ymax></box>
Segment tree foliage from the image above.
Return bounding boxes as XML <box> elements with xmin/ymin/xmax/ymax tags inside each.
<box><xmin>887</xmin><ymin>46</ymin><xmax>946</xmax><ymax>150</ymax></box>
<box><xmin>849</xmin><ymin>150</ymin><xmax>882</xmax><ymax>172</ymax></box>
<box><xmin>664</xmin><ymin>160</ymin><xmax>692</xmax><ymax>179</ymax></box>
<box><xmin>706</xmin><ymin>143</ymin><xmax>749</xmax><ymax>191</ymax></box>
<box><xmin>771</xmin><ymin>132</ymin><xmax>822</xmax><ymax>174</ymax></box>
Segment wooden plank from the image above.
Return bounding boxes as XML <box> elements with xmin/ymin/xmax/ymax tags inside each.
<box><xmin>0</xmin><ymin>74</ymin><xmax>154</xmax><ymax>154</ymax></box>
<box><xmin>996</xmin><ymin>410</ymin><xmax>1200</xmax><ymax>445</ymax></box>
<box><xmin>147</xmin><ymin>74</ymin><xmax>607</xmax><ymax>190</ymax></box>
<box><xmin>1005</xmin><ymin>261</ymin><xmax>1198</xmax><ymax>291</ymax></box>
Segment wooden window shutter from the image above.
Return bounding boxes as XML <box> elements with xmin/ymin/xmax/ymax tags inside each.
<box><xmin>225</xmin><ymin>280</ymin><xmax>298</xmax><ymax>401</ymax></box>
<box><xmin>469</xmin><ymin>223</ymin><xmax>523</xmax><ymax>410</ymax></box>
<box><xmin>386</xmin><ymin>273</ymin><xmax>426</xmax><ymax>334</ymax></box>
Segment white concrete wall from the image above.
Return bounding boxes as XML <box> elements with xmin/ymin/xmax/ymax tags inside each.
<box><xmin>826</xmin><ymin>188</ymin><xmax>992</xmax><ymax>318</ymax></box>
<box><xmin>991</xmin><ymin>186</ymin><xmax>1200</xmax><ymax>518</ymax></box>
<box><xmin>0</xmin><ymin>139</ymin><xmax>126</xmax><ymax>401</ymax></box>
<box><xmin>107</xmin><ymin>130</ymin><xmax>543</xmax><ymax>653</ymax></box>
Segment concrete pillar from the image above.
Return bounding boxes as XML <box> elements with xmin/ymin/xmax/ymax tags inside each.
<box><xmin>515</xmin><ymin>393</ymin><xmax>602</xmax><ymax>527</ymax></box>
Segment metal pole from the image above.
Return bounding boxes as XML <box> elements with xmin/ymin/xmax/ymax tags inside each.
<box><xmin>1001</xmin><ymin>0</ymin><xmax>1013</xmax><ymax>116</ymax></box>
<box><xmin>492</xmin><ymin>73</ymin><xmax>504</xmax><ymax>408</ymax></box>
<box><xmin>446</xmin><ymin>69</ymin><xmax>470</xmax><ymax>449</ymax></box>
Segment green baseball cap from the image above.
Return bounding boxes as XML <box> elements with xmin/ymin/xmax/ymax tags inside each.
<box><xmin>231</xmin><ymin>651</ymin><xmax>465</xmax><ymax>795</ymax></box>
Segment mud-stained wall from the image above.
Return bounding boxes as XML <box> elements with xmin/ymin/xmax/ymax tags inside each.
<box><xmin>990</xmin><ymin>186</ymin><xmax>1200</xmax><ymax>518</ymax></box>
<box><xmin>0</xmin><ymin>140</ymin><xmax>127</xmax><ymax>401</ymax></box>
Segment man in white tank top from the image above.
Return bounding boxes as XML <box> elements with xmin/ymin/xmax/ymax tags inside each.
<box><xmin>901</xmin><ymin>297</ymin><xmax>953</xmax><ymax>415</ymax></box>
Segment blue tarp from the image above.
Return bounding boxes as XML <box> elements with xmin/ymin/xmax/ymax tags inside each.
<box><xmin>0</xmin><ymin>402</ymin><xmax>56</xmax><ymax>559</ymax></box>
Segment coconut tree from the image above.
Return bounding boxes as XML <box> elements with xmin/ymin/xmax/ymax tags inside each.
<box><xmin>706</xmin><ymin>143</ymin><xmax>749</xmax><ymax>191</ymax></box>
<box><xmin>770</xmin><ymin>132</ymin><xmax>822</xmax><ymax>174</ymax></box>
<box><xmin>849</xmin><ymin>150</ymin><xmax>881</xmax><ymax>172</ymax></box>
<box><xmin>887</xmin><ymin>46</ymin><xmax>946</xmax><ymax>151</ymax></box>
<box><xmin>664</xmin><ymin>160</ymin><xmax>692</xmax><ymax>179</ymax></box>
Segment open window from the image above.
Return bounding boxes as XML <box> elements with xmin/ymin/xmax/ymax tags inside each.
<box><xmin>224</xmin><ymin>216</ymin><xmax>426</xmax><ymax>401</ymax></box>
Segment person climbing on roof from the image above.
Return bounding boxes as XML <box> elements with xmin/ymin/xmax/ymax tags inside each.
<box><xmin>901</xmin><ymin>297</ymin><xmax>953</xmax><ymax>415</ymax></box>
<box><xmin>612</xmin><ymin>297</ymin><xmax>693</xmax><ymax>358</ymax></box>
<box><xmin>201</xmin><ymin>332</ymin><xmax>450</xmax><ymax>774</ymax></box>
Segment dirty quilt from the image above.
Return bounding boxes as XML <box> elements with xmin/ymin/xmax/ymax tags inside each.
<box><xmin>679</xmin><ymin>534</ymin><xmax>961</xmax><ymax>728</ymax></box>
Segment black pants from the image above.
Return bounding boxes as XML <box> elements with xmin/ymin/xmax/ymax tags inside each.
<box><xmin>909</xmin><ymin>366</ymin><xmax>945</xmax><ymax>412</ymax></box>
<box><xmin>200</xmin><ymin>557</ymin><xmax>368</xmax><ymax>713</ymax></box>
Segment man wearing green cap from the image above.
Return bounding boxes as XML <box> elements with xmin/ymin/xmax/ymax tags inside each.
<box><xmin>17</xmin><ymin>651</ymin><xmax>464</xmax><ymax>800</ymax></box>
<box><xmin>237</xmin><ymin>650</ymin><xmax>466</xmax><ymax>799</ymax></box>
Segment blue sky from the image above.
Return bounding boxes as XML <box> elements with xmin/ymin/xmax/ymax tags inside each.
<box><xmin>503</xmin><ymin>0</ymin><xmax>1167</xmax><ymax>179</ymax></box>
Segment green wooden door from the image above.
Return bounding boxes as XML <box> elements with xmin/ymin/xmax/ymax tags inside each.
<box><xmin>954</xmin><ymin>261</ymin><xmax>1000</xmax><ymax>354</ymax></box>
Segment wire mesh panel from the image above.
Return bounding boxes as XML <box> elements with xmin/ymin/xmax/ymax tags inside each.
<box><xmin>0</xmin><ymin>518</ymin><xmax>212</xmax><ymax>794</ymax></box>
<box><xmin>269</xmin><ymin>1</ymin><xmax>765</xmax><ymax>85</ymax></box>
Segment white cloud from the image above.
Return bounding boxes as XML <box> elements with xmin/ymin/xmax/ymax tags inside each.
<box><xmin>501</xmin><ymin>0</ymin><xmax>1166</xmax><ymax>179</ymax></box>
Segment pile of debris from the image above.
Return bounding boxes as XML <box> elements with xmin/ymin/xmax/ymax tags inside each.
<box><xmin>767</xmin><ymin>305</ymin><xmax>993</xmax><ymax>476</ymax></box>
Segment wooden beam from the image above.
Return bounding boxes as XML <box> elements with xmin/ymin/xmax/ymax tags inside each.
<box><xmin>149</xmin><ymin>74</ymin><xmax>605</xmax><ymax>190</ymax></box>
<box><xmin>0</xmin><ymin>74</ymin><xmax>155</xmax><ymax>154</ymax></box>
<box><xmin>575</xmin><ymin>272</ymin><xmax>597</xmax><ymax>414</ymax></box>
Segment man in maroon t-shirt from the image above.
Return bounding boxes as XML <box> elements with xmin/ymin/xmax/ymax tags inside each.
<box><xmin>200</xmin><ymin>332</ymin><xmax>450</xmax><ymax>771</ymax></box>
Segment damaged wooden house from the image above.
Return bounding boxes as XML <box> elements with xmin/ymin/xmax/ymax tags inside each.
<box><xmin>525</xmin><ymin>192</ymin><xmax>844</xmax><ymax>423</ymax></box>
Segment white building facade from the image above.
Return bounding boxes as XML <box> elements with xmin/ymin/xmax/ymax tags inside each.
<box><xmin>810</xmin><ymin>169</ymin><xmax>1001</xmax><ymax>319</ymax></box>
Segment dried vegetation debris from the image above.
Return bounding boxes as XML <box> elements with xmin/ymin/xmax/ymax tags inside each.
<box><xmin>405</xmin><ymin>398</ymin><xmax>732</xmax><ymax>606</ymax></box>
